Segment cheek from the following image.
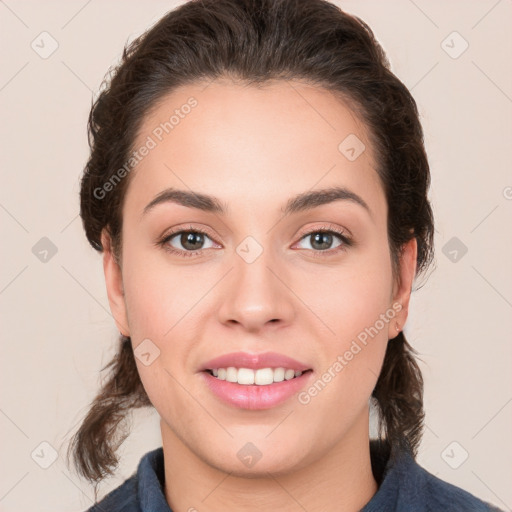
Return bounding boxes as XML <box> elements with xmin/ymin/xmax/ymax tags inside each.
<box><xmin>294</xmin><ymin>240</ymin><xmax>394</xmax><ymax>342</ymax></box>
<box><xmin>121</xmin><ymin>244</ymin><xmax>204</xmax><ymax>340</ymax></box>
<box><xmin>120</xmin><ymin>243</ymin><xmax>218</xmax><ymax>397</ymax></box>
<box><xmin>295</xmin><ymin>243</ymin><xmax>393</xmax><ymax>404</ymax></box>
<box><xmin>120</xmin><ymin>247</ymin><xmax>206</xmax><ymax>418</ymax></box>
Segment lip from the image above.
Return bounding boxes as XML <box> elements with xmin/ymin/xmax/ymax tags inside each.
<box><xmin>200</xmin><ymin>370</ymin><xmax>314</xmax><ymax>410</ymax></box>
<box><xmin>199</xmin><ymin>351</ymin><xmax>312</xmax><ymax>372</ymax></box>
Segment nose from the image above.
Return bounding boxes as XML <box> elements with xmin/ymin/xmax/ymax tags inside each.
<box><xmin>216</xmin><ymin>245</ymin><xmax>296</xmax><ymax>333</ymax></box>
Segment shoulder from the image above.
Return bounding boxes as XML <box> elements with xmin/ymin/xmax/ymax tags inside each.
<box><xmin>85</xmin><ymin>475</ymin><xmax>138</xmax><ymax>512</ymax></box>
<box><xmin>416</xmin><ymin>464</ymin><xmax>503</xmax><ymax>512</ymax></box>
<box><xmin>365</xmin><ymin>441</ymin><xmax>504</xmax><ymax>512</ymax></box>
<box><xmin>84</xmin><ymin>447</ymin><xmax>166</xmax><ymax>512</ymax></box>
<box><xmin>396</xmin><ymin>452</ymin><xmax>503</xmax><ymax>511</ymax></box>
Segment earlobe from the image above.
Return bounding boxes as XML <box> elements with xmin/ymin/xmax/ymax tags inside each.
<box><xmin>101</xmin><ymin>229</ymin><xmax>130</xmax><ymax>336</ymax></box>
<box><xmin>388</xmin><ymin>238</ymin><xmax>417</xmax><ymax>339</ymax></box>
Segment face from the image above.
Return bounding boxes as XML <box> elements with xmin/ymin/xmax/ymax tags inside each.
<box><xmin>102</xmin><ymin>79</ymin><xmax>416</xmax><ymax>476</ymax></box>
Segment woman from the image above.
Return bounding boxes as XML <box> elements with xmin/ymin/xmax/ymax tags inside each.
<box><xmin>67</xmin><ymin>0</ymin><xmax>503</xmax><ymax>510</ymax></box>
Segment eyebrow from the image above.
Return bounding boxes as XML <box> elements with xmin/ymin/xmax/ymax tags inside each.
<box><xmin>142</xmin><ymin>186</ymin><xmax>370</xmax><ymax>218</ymax></box>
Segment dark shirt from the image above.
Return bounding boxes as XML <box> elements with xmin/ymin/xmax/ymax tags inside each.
<box><xmin>86</xmin><ymin>441</ymin><xmax>503</xmax><ymax>511</ymax></box>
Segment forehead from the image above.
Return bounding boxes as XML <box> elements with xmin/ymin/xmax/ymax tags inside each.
<box><xmin>126</xmin><ymin>79</ymin><xmax>384</xmax><ymax>217</ymax></box>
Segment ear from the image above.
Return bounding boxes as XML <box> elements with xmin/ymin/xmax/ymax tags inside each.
<box><xmin>387</xmin><ymin>237</ymin><xmax>417</xmax><ymax>339</ymax></box>
<box><xmin>101</xmin><ymin>229</ymin><xmax>130</xmax><ymax>336</ymax></box>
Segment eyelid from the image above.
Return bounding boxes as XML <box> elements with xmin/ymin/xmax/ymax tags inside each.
<box><xmin>160</xmin><ymin>223</ymin><xmax>219</xmax><ymax>243</ymax></box>
<box><xmin>295</xmin><ymin>222</ymin><xmax>352</xmax><ymax>239</ymax></box>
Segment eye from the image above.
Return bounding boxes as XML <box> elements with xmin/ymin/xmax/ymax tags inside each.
<box><xmin>294</xmin><ymin>225</ymin><xmax>352</xmax><ymax>256</ymax></box>
<box><xmin>159</xmin><ymin>226</ymin><xmax>218</xmax><ymax>257</ymax></box>
<box><xmin>157</xmin><ymin>224</ymin><xmax>352</xmax><ymax>258</ymax></box>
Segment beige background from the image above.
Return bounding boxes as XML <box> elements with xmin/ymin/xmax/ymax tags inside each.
<box><xmin>1</xmin><ymin>1</ymin><xmax>511</xmax><ymax>511</ymax></box>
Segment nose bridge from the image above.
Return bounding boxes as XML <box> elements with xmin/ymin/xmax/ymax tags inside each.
<box><xmin>216</xmin><ymin>236</ymin><xmax>294</xmax><ymax>330</ymax></box>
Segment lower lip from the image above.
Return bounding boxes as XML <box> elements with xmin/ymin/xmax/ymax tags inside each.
<box><xmin>200</xmin><ymin>371</ymin><xmax>313</xmax><ymax>410</ymax></box>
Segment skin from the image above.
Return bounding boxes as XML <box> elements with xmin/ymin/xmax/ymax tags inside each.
<box><xmin>102</xmin><ymin>79</ymin><xmax>417</xmax><ymax>512</ymax></box>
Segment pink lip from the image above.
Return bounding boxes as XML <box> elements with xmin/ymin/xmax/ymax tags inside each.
<box><xmin>199</xmin><ymin>351</ymin><xmax>312</xmax><ymax>372</ymax></box>
<box><xmin>200</xmin><ymin>370</ymin><xmax>314</xmax><ymax>410</ymax></box>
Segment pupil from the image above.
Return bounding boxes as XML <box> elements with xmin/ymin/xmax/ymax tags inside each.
<box><xmin>311</xmin><ymin>232</ymin><xmax>332</xmax><ymax>250</ymax></box>
<box><xmin>182</xmin><ymin>232</ymin><xmax>204</xmax><ymax>250</ymax></box>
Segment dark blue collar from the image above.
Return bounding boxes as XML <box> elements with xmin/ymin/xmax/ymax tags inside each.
<box><xmin>90</xmin><ymin>440</ymin><xmax>501</xmax><ymax>511</ymax></box>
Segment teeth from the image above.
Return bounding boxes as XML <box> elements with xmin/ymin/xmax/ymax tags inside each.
<box><xmin>285</xmin><ymin>369</ymin><xmax>296</xmax><ymax>380</ymax></box>
<box><xmin>209</xmin><ymin>367</ymin><xmax>305</xmax><ymax>385</ymax></box>
<box><xmin>238</xmin><ymin>368</ymin><xmax>255</xmax><ymax>385</ymax></box>
<box><xmin>226</xmin><ymin>367</ymin><xmax>238</xmax><ymax>383</ymax></box>
<box><xmin>273</xmin><ymin>367</ymin><xmax>285</xmax><ymax>382</ymax></box>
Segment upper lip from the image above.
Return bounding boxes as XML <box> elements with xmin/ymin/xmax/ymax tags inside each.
<box><xmin>200</xmin><ymin>352</ymin><xmax>312</xmax><ymax>372</ymax></box>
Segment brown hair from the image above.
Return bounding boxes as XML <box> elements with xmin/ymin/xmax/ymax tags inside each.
<box><xmin>68</xmin><ymin>0</ymin><xmax>434</xmax><ymax>493</ymax></box>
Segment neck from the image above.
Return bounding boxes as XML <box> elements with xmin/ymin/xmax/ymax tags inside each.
<box><xmin>160</xmin><ymin>409</ymin><xmax>378</xmax><ymax>512</ymax></box>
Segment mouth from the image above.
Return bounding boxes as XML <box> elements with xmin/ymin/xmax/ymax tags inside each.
<box><xmin>203</xmin><ymin>367</ymin><xmax>313</xmax><ymax>385</ymax></box>
<box><xmin>198</xmin><ymin>352</ymin><xmax>314</xmax><ymax>410</ymax></box>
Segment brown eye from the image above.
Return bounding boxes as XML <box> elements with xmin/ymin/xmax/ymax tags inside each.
<box><xmin>161</xmin><ymin>229</ymin><xmax>217</xmax><ymax>256</ymax></box>
<box><xmin>176</xmin><ymin>231</ymin><xmax>206</xmax><ymax>251</ymax></box>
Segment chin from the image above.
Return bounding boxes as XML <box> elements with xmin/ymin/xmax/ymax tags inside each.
<box><xmin>202</xmin><ymin>443</ymin><xmax>309</xmax><ymax>478</ymax></box>
<box><xmin>217</xmin><ymin>458</ymin><xmax>300</xmax><ymax>478</ymax></box>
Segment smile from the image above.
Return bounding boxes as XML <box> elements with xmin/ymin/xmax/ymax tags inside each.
<box><xmin>201</xmin><ymin>369</ymin><xmax>314</xmax><ymax>410</ymax></box>
<box><xmin>205</xmin><ymin>367</ymin><xmax>311</xmax><ymax>385</ymax></box>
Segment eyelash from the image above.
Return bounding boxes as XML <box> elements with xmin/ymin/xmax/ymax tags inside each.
<box><xmin>157</xmin><ymin>224</ymin><xmax>353</xmax><ymax>259</ymax></box>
